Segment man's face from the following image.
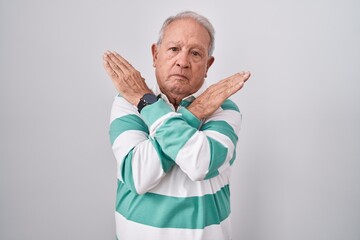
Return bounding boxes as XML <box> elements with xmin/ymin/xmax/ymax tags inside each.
<box><xmin>152</xmin><ymin>18</ymin><xmax>214</xmax><ymax>99</ymax></box>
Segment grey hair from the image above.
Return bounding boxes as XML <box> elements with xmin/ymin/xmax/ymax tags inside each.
<box><xmin>157</xmin><ymin>11</ymin><xmax>215</xmax><ymax>56</ymax></box>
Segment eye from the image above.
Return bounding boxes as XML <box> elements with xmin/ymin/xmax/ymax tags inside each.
<box><xmin>169</xmin><ymin>47</ymin><xmax>179</xmax><ymax>52</ymax></box>
<box><xmin>191</xmin><ymin>50</ymin><xmax>202</xmax><ymax>58</ymax></box>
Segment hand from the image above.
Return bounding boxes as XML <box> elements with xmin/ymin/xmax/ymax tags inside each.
<box><xmin>187</xmin><ymin>72</ymin><xmax>251</xmax><ymax>119</ymax></box>
<box><xmin>103</xmin><ymin>51</ymin><xmax>152</xmax><ymax>105</ymax></box>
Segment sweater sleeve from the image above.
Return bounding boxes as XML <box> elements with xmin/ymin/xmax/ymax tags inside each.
<box><xmin>109</xmin><ymin>95</ymin><xmax>174</xmax><ymax>194</ymax></box>
<box><xmin>141</xmin><ymin>98</ymin><xmax>242</xmax><ymax>181</ymax></box>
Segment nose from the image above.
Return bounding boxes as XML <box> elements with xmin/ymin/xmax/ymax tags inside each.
<box><xmin>176</xmin><ymin>51</ymin><xmax>190</xmax><ymax>69</ymax></box>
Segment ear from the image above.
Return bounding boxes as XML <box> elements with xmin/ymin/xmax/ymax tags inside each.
<box><xmin>151</xmin><ymin>44</ymin><xmax>158</xmax><ymax>67</ymax></box>
<box><xmin>205</xmin><ymin>56</ymin><xmax>215</xmax><ymax>78</ymax></box>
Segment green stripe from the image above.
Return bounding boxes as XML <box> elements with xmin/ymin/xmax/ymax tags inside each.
<box><xmin>221</xmin><ymin>99</ymin><xmax>240</xmax><ymax>112</ymax></box>
<box><xmin>201</xmin><ymin>120</ymin><xmax>238</xmax><ymax>146</ymax></box>
<box><xmin>120</xmin><ymin>150</ymin><xmax>137</xmax><ymax>193</ymax></box>
<box><xmin>206</xmin><ymin>149</ymin><xmax>237</xmax><ymax>179</ymax></box>
<box><xmin>141</xmin><ymin>99</ymin><xmax>173</xmax><ymax>127</ymax></box>
<box><xmin>116</xmin><ymin>180</ymin><xmax>231</xmax><ymax>229</ymax></box>
<box><xmin>205</xmin><ymin>136</ymin><xmax>228</xmax><ymax>179</ymax></box>
<box><xmin>201</xmin><ymin>119</ymin><xmax>239</xmax><ymax>179</ymax></box>
<box><xmin>229</xmin><ymin>150</ymin><xmax>237</xmax><ymax>165</ymax></box>
<box><xmin>178</xmin><ymin>107</ymin><xmax>201</xmax><ymax>129</ymax></box>
<box><xmin>109</xmin><ymin>114</ymin><xmax>148</xmax><ymax>145</ymax></box>
<box><xmin>179</xmin><ymin>98</ymin><xmax>193</xmax><ymax>107</ymax></box>
<box><xmin>205</xmin><ymin>169</ymin><xmax>219</xmax><ymax>179</ymax></box>
<box><xmin>155</xmin><ymin>116</ymin><xmax>197</xmax><ymax>160</ymax></box>
<box><xmin>149</xmin><ymin>138</ymin><xmax>175</xmax><ymax>172</ymax></box>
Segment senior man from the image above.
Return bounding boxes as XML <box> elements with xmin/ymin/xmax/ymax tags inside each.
<box><xmin>103</xmin><ymin>11</ymin><xmax>250</xmax><ymax>240</ymax></box>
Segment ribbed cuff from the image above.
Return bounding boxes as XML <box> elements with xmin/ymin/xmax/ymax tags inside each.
<box><xmin>178</xmin><ymin>107</ymin><xmax>202</xmax><ymax>129</ymax></box>
<box><xmin>141</xmin><ymin>99</ymin><xmax>173</xmax><ymax>127</ymax></box>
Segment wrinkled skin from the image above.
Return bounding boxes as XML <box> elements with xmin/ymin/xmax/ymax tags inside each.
<box><xmin>103</xmin><ymin>18</ymin><xmax>250</xmax><ymax>119</ymax></box>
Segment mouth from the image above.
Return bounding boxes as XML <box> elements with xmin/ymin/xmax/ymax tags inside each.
<box><xmin>170</xmin><ymin>74</ymin><xmax>189</xmax><ymax>81</ymax></box>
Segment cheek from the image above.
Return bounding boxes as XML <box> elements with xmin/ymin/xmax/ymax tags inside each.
<box><xmin>158</xmin><ymin>51</ymin><xmax>174</xmax><ymax>63</ymax></box>
<box><xmin>193</xmin><ymin>64</ymin><xmax>208</xmax><ymax>77</ymax></box>
<box><xmin>156</xmin><ymin>64</ymin><xmax>169</xmax><ymax>77</ymax></box>
<box><xmin>158</xmin><ymin>59</ymin><xmax>174</xmax><ymax>74</ymax></box>
<box><xmin>155</xmin><ymin>63</ymin><xmax>171</xmax><ymax>82</ymax></box>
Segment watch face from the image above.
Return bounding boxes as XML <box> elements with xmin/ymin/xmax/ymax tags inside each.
<box><xmin>138</xmin><ymin>93</ymin><xmax>158</xmax><ymax>113</ymax></box>
<box><xmin>143</xmin><ymin>94</ymin><xmax>158</xmax><ymax>104</ymax></box>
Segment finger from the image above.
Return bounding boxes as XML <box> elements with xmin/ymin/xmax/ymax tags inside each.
<box><xmin>103</xmin><ymin>52</ymin><xmax>126</xmax><ymax>76</ymax></box>
<box><xmin>242</xmin><ymin>71</ymin><xmax>251</xmax><ymax>82</ymax></box>
<box><xmin>103</xmin><ymin>61</ymin><xmax>118</xmax><ymax>78</ymax></box>
<box><xmin>228</xmin><ymin>72</ymin><xmax>249</xmax><ymax>92</ymax></box>
<box><xmin>103</xmin><ymin>55</ymin><xmax>119</xmax><ymax>78</ymax></box>
<box><xmin>106</xmin><ymin>51</ymin><xmax>134</xmax><ymax>75</ymax></box>
<box><xmin>233</xmin><ymin>71</ymin><xmax>250</xmax><ymax>82</ymax></box>
<box><xmin>217</xmin><ymin>73</ymin><xmax>245</xmax><ymax>90</ymax></box>
<box><xmin>228</xmin><ymin>71</ymin><xmax>251</xmax><ymax>94</ymax></box>
<box><xmin>224</xmin><ymin>71</ymin><xmax>250</xmax><ymax>88</ymax></box>
<box><xmin>112</xmin><ymin>51</ymin><xmax>134</xmax><ymax>70</ymax></box>
<box><xmin>207</xmin><ymin>81</ymin><xmax>239</xmax><ymax>100</ymax></box>
<box><xmin>107</xmin><ymin>51</ymin><xmax>147</xmax><ymax>87</ymax></box>
<box><xmin>215</xmin><ymin>72</ymin><xmax>250</xmax><ymax>96</ymax></box>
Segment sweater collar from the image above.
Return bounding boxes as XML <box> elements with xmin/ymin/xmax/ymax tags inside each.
<box><xmin>152</xmin><ymin>81</ymin><xmax>208</xmax><ymax>106</ymax></box>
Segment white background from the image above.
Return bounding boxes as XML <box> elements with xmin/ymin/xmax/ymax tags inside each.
<box><xmin>1</xmin><ymin>0</ymin><xmax>359</xmax><ymax>239</ymax></box>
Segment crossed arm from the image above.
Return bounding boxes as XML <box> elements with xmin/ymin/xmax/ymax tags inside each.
<box><xmin>103</xmin><ymin>51</ymin><xmax>250</xmax><ymax>119</ymax></box>
<box><xmin>104</xmin><ymin>51</ymin><xmax>250</xmax><ymax>194</ymax></box>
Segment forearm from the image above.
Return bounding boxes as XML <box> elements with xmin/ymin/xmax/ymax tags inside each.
<box><xmin>187</xmin><ymin>72</ymin><xmax>251</xmax><ymax>120</ymax></box>
<box><xmin>141</xmin><ymin>99</ymin><xmax>241</xmax><ymax>181</ymax></box>
<box><xmin>110</xmin><ymin>96</ymin><xmax>173</xmax><ymax>194</ymax></box>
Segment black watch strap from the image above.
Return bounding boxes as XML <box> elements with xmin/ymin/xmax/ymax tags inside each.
<box><xmin>137</xmin><ymin>93</ymin><xmax>158</xmax><ymax>113</ymax></box>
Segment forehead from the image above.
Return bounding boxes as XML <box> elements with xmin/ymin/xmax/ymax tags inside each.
<box><xmin>162</xmin><ymin>18</ymin><xmax>211</xmax><ymax>49</ymax></box>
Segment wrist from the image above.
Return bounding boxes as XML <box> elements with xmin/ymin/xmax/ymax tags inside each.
<box><xmin>137</xmin><ymin>93</ymin><xmax>158</xmax><ymax>113</ymax></box>
<box><xmin>187</xmin><ymin>104</ymin><xmax>206</xmax><ymax>120</ymax></box>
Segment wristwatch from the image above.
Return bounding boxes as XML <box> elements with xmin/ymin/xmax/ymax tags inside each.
<box><xmin>137</xmin><ymin>93</ymin><xmax>158</xmax><ymax>113</ymax></box>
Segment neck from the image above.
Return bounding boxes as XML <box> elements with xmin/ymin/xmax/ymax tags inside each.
<box><xmin>167</xmin><ymin>94</ymin><xmax>183</xmax><ymax>110</ymax></box>
<box><xmin>159</xmin><ymin>87</ymin><xmax>188</xmax><ymax>110</ymax></box>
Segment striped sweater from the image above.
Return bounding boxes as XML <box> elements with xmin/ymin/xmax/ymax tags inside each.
<box><xmin>109</xmin><ymin>83</ymin><xmax>242</xmax><ymax>240</ymax></box>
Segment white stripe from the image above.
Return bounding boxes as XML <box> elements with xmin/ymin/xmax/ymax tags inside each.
<box><xmin>217</xmin><ymin>162</ymin><xmax>232</xmax><ymax>176</ymax></box>
<box><xmin>132</xmin><ymin>141</ymin><xmax>166</xmax><ymax>194</ymax></box>
<box><xmin>175</xmin><ymin>132</ymin><xmax>211</xmax><ymax>181</ymax></box>
<box><xmin>203</xmin><ymin>129</ymin><xmax>235</xmax><ymax>165</ymax></box>
<box><xmin>149</xmin><ymin>111</ymin><xmax>181</xmax><ymax>137</ymax></box>
<box><xmin>207</xmin><ymin>109</ymin><xmax>242</xmax><ymax>134</ymax></box>
<box><xmin>112</xmin><ymin>130</ymin><xmax>147</xmax><ymax>181</ymax></box>
<box><xmin>148</xmin><ymin>165</ymin><xmax>231</xmax><ymax>197</ymax></box>
<box><xmin>110</xmin><ymin>96</ymin><xmax>138</xmax><ymax>123</ymax></box>
<box><xmin>115</xmin><ymin>211</ymin><xmax>232</xmax><ymax>240</ymax></box>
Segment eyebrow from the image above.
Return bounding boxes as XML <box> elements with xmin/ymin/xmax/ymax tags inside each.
<box><xmin>166</xmin><ymin>41</ymin><xmax>206</xmax><ymax>52</ymax></box>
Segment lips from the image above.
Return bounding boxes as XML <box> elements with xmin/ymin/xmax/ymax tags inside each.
<box><xmin>170</xmin><ymin>74</ymin><xmax>189</xmax><ymax>80</ymax></box>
